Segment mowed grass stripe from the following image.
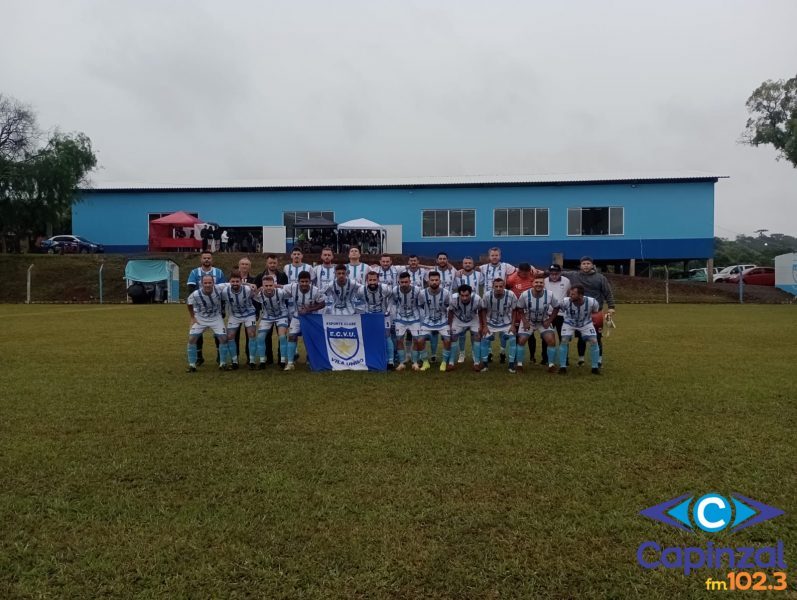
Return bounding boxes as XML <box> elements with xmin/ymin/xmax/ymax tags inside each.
<box><xmin>1</xmin><ymin>305</ymin><xmax>795</xmax><ymax>599</ymax></box>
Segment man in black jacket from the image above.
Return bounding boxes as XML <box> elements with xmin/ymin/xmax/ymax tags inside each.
<box><xmin>562</xmin><ymin>256</ymin><xmax>616</xmax><ymax>367</ymax></box>
<box><xmin>254</xmin><ymin>255</ymin><xmax>289</xmax><ymax>365</ymax></box>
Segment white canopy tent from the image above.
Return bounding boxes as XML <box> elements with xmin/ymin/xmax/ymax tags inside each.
<box><xmin>336</xmin><ymin>218</ymin><xmax>386</xmax><ymax>254</ymax></box>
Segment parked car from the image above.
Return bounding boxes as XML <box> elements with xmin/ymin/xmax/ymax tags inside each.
<box><xmin>727</xmin><ymin>267</ymin><xmax>775</xmax><ymax>286</ymax></box>
<box><xmin>41</xmin><ymin>235</ymin><xmax>104</xmax><ymax>254</ymax></box>
<box><xmin>688</xmin><ymin>267</ymin><xmax>720</xmax><ymax>282</ymax></box>
<box><xmin>714</xmin><ymin>264</ymin><xmax>756</xmax><ymax>283</ymax></box>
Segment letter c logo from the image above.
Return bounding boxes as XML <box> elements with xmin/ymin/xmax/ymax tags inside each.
<box><xmin>694</xmin><ymin>494</ymin><xmax>731</xmax><ymax>532</ymax></box>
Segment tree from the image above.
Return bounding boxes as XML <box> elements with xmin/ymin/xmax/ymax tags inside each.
<box><xmin>742</xmin><ymin>75</ymin><xmax>797</xmax><ymax>167</ymax></box>
<box><xmin>0</xmin><ymin>94</ymin><xmax>97</xmax><ymax>251</ymax></box>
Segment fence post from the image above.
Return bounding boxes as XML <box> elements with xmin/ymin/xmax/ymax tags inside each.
<box><xmin>26</xmin><ymin>264</ymin><xmax>34</xmax><ymax>304</ymax></box>
<box><xmin>99</xmin><ymin>262</ymin><xmax>104</xmax><ymax>304</ymax></box>
<box><xmin>739</xmin><ymin>272</ymin><xmax>744</xmax><ymax>304</ymax></box>
<box><xmin>664</xmin><ymin>265</ymin><xmax>669</xmax><ymax>304</ymax></box>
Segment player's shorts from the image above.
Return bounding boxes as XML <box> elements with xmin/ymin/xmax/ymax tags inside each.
<box><xmin>420</xmin><ymin>322</ymin><xmax>448</xmax><ymax>337</ymax></box>
<box><xmin>394</xmin><ymin>320</ymin><xmax>421</xmax><ymax>338</ymax></box>
<box><xmin>190</xmin><ymin>318</ymin><xmax>226</xmax><ymax>337</ymax></box>
<box><xmin>378</xmin><ymin>313</ymin><xmax>393</xmax><ymax>333</ymax></box>
<box><xmin>486</xmin><ymin>323</ymin><xmax>513</xmax><ymax>336</ymax></box>
<box><xmin>227</xmin><ymin>314</ymin><xmax>257</xmax><ymax>330</ymax></box>
<box><xmin>288</xmin><ymin>317</ymin><xmax>303</xmax><ymax>336</ymax></box>
<box><xmin>258</xmin><ymin>316</ymin><xmax>289</xmax><ymax>332</ymax></box>
<box><xmin>518</xmin><ymin>321</ymin><xmax>554</xmax><ymax>337</ymax></box>
<box><xmin>450</xmin><ymin>317</ymin><xmax>479</xmax><ymax>338</ymax></box>
<box><xmin>561</xmin><ymin>322</ymin><xmax>597</xmax><ymax>339</ymax></box>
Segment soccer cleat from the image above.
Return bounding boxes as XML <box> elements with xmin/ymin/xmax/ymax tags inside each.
<box><xmin>577</xmin><ymin>358</ymin><xmax>585</xmax><ymax>367</ymax></box>
<box><xmin>487</xmin><ymin>352</ymin><xmax>493</xmax><ymax>363</ymax></box>
<box><xmin>248</xmin><ymin>363</ymin><xmax>256</xmax><ymax>371</ymax></box>
<box><xmin>499</xmin><ymin>352</ymin><xmax>506</xmax><ymax>364</ymax></box>
<box><xmin>547</xmin><ymin>363</ymin><xmax>557</xmax><ymax>374</ymax></box>
<box><xmin>420</xmin><ymin>360</ymin><xmax>431</xmax><ymax>371</ymax></box>
<box><xmin>284</xmin><ymin>363</ymin><xmax>295</xmax><ymax>371</ymax></box>
<box><xmin>439</xmin><ymin>361</ymin><xmax>447</xmax><ymax>372</ymax></box>
<box><xmin>558</xmin><ymin>367</ymin><xmax>568</xmax><ymax>375</ymax></box>
<box><xmin>219</xmin><ymin>364</ymin><xmax>227</xmax><ymax>371</ymax></box>
<box><xmin>457</xmin><ymin>352</ymin><xmax>466</xmax><ymax>363</ymax></box>
<box><xmin>479</xmin><ymin>364</ymin><xmax>488</xmax><ymax>373</ymax></box>
<box><xmin>591</xmin><ymin>367</ymin><xmax>601</xmax><ymax>375</ymax></box>
<box><xmin>186</xmin><ymin>365</ymin><xmax>197</xmax><ymax>373</ymax></box>
<box><xmin>387</xmin><ymin>363</ymin><xmax>395</xmax><ymax>371</ymax></box>
<box><xmin>508</xmin><ymin>362</ymin><xmax>516</xmax><ymax>374</ymax></box>
<box><xmin>232</xmin><ymin>362</ymin><xmax>239</xmax><ymax>370</ymax></box>
<box><xmin>196</xmin><ymin>356</ymin><xmax>205</xmax><ymax>367</ymax></box>
<box><xmin>396</xmin><ymin>363</ymin><xmax>406</xmax><ymax>371</ymax></box>
<box><xmin>411</xmin><ymin>363</ymin><xmax>421</xmax><ymax>371</ymax></box>
<box><xmin>445</xmin><ymin>364</ymin><xmax>456</xmax><ymax>372</ymax></box>
<box><xmin>429</xmin><ymin>356</ymin><xmax>437</xmax><ymax>364</ymax></box>
<box><xmin>257</xmin><ymin>363</ymin><xmax>266</xmax><ymax>370</ymax></box>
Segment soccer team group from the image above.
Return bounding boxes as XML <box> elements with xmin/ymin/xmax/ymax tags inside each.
<box><xmin>185</xmin><ymin>246</ymin><xmax>617</xmax><ymax>374</ymax></box>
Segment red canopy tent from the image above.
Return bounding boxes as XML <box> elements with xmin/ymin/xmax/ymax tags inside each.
<box><xmin>149</xmin><ymin>211</ymin><xmax>203</xmax><ymax>251</ymax></box>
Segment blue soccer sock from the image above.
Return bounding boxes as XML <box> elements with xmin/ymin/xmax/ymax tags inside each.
<box><xmin>506</xmin><ymin>335</ymin><xmax>517</xmax><ymax>363</ymax></box>
<box><xmin>247</xmin><ymin>338</ymin><xmax>257</xmax><ymax>363</ymax></box>
<box><xmin>458</xmin><ymin>336</ymin><xmax>466</xmax><ymax>354</ymax></box>
<box><xmin>515</xmin><ymin>343</ymin><xmax>526</xmax><ymax>365</ymax></box>
<box><xmin>256</xmin><ymin>331</ymin><xmax>267</xmax><ymax>362</ymax></box>
<box><xmin>443</xmin><ymin>348</ymin><xmax>451</xmax><ymax>365</ymax></box>
<box><xmin>500</xmin><ymin>335</ymin><xmax>507</xmax><ymax>353</ymax></box>
<box><xmin>430</xmin><ymin>333</ymin><xmax>439</xmax><ymax>357</ymax></box>
<box><xmin>558</xmin><ymin>341</ymin><xmax>570</xmax><ymax>368</ymax></box>
<box><xmin>227</xmin><ymin>340</ymin><xmax>238</xmax><ymax>363</ymax></box>
<box><xmin>420</xmin><ymin>346</ymin><xmax>428</xmax><ymax>362</ymax></box>
<box><xmin>546</xmin><ymin>344</ymin><xmax>557</xmax><ymax>366</ymax></box>
<box><xmin>411</xmin><ymin>350</ymin><xmax>419</xmax><ymax>363</ymax></box>
<box><xmin>472</xmin><ymin>338</ymin><xmax>481</xmax><ymax>364</ymax></box>
<box><xmin>218</xmin><ymin>339</ymin><xmax>229</xmax><ymax>365</ymax></box>
<box><xmin>480</xmin><ymin>338</ymin><xmax>492</xmax><ymax>364</ymax></box>
<box><xmin>398</xmin><ymin>348</ymin><xmax>406</xmax><ymax>363</ymax></box>
<box><xmin>187</xmin><ymin>343</ymin><xmax>197</xmax><ymax>366</ymax></box>
<box><xmin>286</xmin><ymin>339</ymin><xmax>297</xmax><ymax>364</ymax></box>
<box><xmin>278</xmin><ymin>334</ymin><xmax>288</xmax><ymax>363</ymax></box>
<box><xmin>385</xmin><ymin>337</ymin><xmax>395</xmax><ymax>364</ymax></box>
<box><xmin>589</xmin><ymin>343</ymin><xmax>600</xmax><ymax>368</ymax></box>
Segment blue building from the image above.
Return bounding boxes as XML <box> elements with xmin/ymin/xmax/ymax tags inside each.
<box><xmin>74</xmin><ymin>173</ymin><xmax>723</xmax><ymax>266</ymax></box>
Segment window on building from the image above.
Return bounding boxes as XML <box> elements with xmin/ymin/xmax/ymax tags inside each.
<box><xmin>283</xmin><ymin>211</ymin><xmax>334</xmax><ymax>238</ymax></box>
<box><xmin>493</xmin><ymin>208</ymin><xmax>549</xmax><ymax>236</ymax></box>
<box><xmin>422</xmin><ymin>209</ymin><xmax>475</xmax><ymax>237</ymax></box>
<box><xmin>567</xmin><ymin>207</ymin><xmax>624</xmax><ymax>236</ymax></box>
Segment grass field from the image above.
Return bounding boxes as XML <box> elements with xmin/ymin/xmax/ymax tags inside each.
<box><xmin>1</xmin><ymin>304</ymin><xmax>796</xmax><ymax>599</ymax></box>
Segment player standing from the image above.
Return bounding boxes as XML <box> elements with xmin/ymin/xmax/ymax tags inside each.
<box><xmin>313</xmin><ymin>247</ymin><xmax>337</xmax><ymax>291</ymax></box>
<box><xmin>186</xmin><ymin>252</ymin><xmax>226</xmax><ymax>366</ymax></box>
<box><xmin>478</xmin><ymin>248</ymin><xmax>517</xmax><ymax>364</ymax></box>
<box><xmin>284</xmin><ymin>247</ymin><xmax>314</xmax><ymax>284</ymax></box>
<box><xmin>346</xmin><ymin>246</ymin><xmax>369</xmax><ymax>284</ymax></box>
<box><xmin>374</xmin><ymin>254</ymin><xmax>400</xmax><ymax>287</ymax></box>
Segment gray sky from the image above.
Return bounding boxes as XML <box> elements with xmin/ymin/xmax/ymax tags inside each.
<box><xmin>3</xmin><ymin>0</ymin><xmax>796</xmax><ymax>237</ymax></box>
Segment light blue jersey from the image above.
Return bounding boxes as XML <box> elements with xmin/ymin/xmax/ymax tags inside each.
<box><xmin>324</xmin><ymin>279</ymin><xmax>364</xmax><ymax>315</ymax></box>
<box><xmin>479</xmin><ymin>262</ymin><xmax>514</xmax><ymax>293</ymax></box>
<box><xmin>313</xmin><ymin>264</ymin><xmax>336</xmax><ymax>291</ymax></box>
<box><xmin>392</xmin><ymin>284</ymin><xmax>423</xmax><ymax>324</ymax></box>
<box><xmin>559</xmin><ymin>296</ymin><xmax>600</xmax><ymax>327</ymax></box>
<box><xmin>219</xmin><ymin>283</ymin><xmax>256</xmax><ymax>319</ymax></box>
<box><xmin>429</xmin><ymin>266</ymin><xmax>457</xmax><ymax>292</ymax></box>
<box><xmin>449</xmin><ymin>292</ymin><xmax>481</xmax><ymax>323</ymax></box>
<box><xmin>418</xmin><ymin>287</ymin><xmax>451</xmax><ymax>326</ymax></box>
<box><xmin>453</xmin><ymin>270</ymin><xmax>483</xmax><ymax>293</ymax></box>
<box><xmin>517</xmin><ymin>289</ymin><xmax>559</xmax><ymax>325</ymax></box>
<box><xmin>374</xmin><ymin>266</ymin><xmax>400</xmax><ymax>287</ymax></box>
<box><xmin>188</xmin><ymin>286</ymin><xmax>224</xmax><ymax>320</ymax></box>
<box><xmin>363</xmin><ymin>283</ymin><xmax>393</xmax><ymax>314</ymax></box>
<box><xmin>284</xmin><ymin>263</ymin><xmax>314</xmax><ymax>284</ymax></box>
<box><xmin>257</xmin><ymin>288</ymin><xmax>290</xmax><ymax>320</ymax></box>
<box><xmin>284</xmin><ymin>283</ymin><xmax>324</xmax><ymax>317</ymax></box>
<box><xmin>480</xmin><ymin>290</ymin><xmax>518</xmax><ymax>328</ymax></box>
<box><xmin>346</xmin><ymin>263</ymin><xmax>370</xmax><ymax>284</ymax></box>
<box><xmin>187</xmin><ymin>266</ymin><xmax>226</xmax><ymax>287</ymax></box>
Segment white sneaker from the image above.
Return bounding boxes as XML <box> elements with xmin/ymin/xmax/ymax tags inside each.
<box><xmin>412</xmin><ymin>363</ymin><xmax>421</xmax><ymax>371</ymax></box>
<box><xmin>283</xmin><ymin>363</ymin><xmax>295</xmax><ymax>371</ymax></box>
<box><xmin>395</xmin><ymin>363</ymin><xmax>406</xmax><ymax>371</ymax></box>
<box><xmin>457</xmin><ymin>352</ymin><xmax>466</xmax><ymax>363</ymax></box>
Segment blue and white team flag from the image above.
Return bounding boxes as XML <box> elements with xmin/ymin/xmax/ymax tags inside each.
<box><xmin>300</xmin><ymin>314</ymin><xmax>387</xmax><ymax>371</ymax></box>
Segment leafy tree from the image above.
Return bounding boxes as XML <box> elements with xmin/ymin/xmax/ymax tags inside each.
<box><xmin>0</xmin><ymin>94</ymin><xmax>96</xmax><ymax>251</ymax></box>
<box><xmin>742</xmin><ymin>75</ymin><xmax>797</xmax><ymax>167</ymax></box>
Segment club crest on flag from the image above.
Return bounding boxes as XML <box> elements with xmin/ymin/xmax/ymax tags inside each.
<box><xmin>327</xmin><ymin>326</ymin><xmax>360</xmax><ymax>361</ymax></box>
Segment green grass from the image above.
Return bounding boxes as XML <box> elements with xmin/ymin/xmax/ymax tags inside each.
<box><xmin>1</xmin><ymin>304</ymin><xmax>795</xmax><ymax>599</ymax></box>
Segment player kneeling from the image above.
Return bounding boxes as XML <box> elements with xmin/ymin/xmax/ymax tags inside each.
<box><xmin>558</xmin><ymin>285</ymin><xmax>602</xmax><ymax>375</ymax></box>
<box><xmin>186</xmin><ymin>275</ymin><xmax>228</xmax><ymax>372</ymax></box>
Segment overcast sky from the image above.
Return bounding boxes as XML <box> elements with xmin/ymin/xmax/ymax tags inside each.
<box><xmin>3</xmin><ymin>0</ymin><xmax>796</xmax><ymax>237</ymax></box>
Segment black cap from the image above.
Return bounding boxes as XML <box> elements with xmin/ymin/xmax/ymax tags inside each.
<box><xmin>580</xmin><ymin>256</ymin><xmax>593</xmax><ymax>263</ymax></box>
<box><xmin>549</xmin><ymin>264</ymin><xmax>562</xmax><ymax>272</ymax></box>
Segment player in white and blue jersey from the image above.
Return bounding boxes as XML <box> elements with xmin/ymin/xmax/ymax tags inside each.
<box><xmin>516</xmin><ymin>275</ymin><xmax>561</xmax><ymax>372</ymax></box>
<box><xmin>374</xmin><ymin>254</ymin><xmax>400</xmax><ymax>287</ymax></box>
<box><xmin>415</xmin><ymin>271</ymin><xmax>451</xmax><ymax>371</ymax></box>
<box><xmin>478</xmin><ymin>278</ymin><xmax>519</xmax><ymax>373</ymax></box>
<box><xmin>313</xmin><ymin>247</ymin><xmax>337</xmax><ymax>291</ymax></box>
<box><xmin>324</xmin><ymin>264</ymin><xmax>365</xmax><ymax>315</ymax></box>
<box><xmin>254</xmin><ymin>276</ymin><xmax>291</xmax><ymax>368</ymax></box>
<box><xmin>219</xmin><ymin>270</ymin><xmax>258</xmax><ymax>370</ymax></box>
<box><xmin>283</xmin><ymin>271</ymin><xmax>326</xmax><ymax>370</ymax></box>
<box><xmin>392</xmin><ymin>272</ymin><xmax>423</xmax><ymax>371</ymax></box>
<box><xmin>401</xmin><ymin>255</ymin><xmax>428</xmax><ymax>289</ymax></box>
<box><xmin>364</xmin><ymin>271</ymin><xmax>396</xmax><ymax>368</ymax></box>
<box><xmin>283</xmin><ymin>247</ymin><xmax>314</xmax><ymax>284</ymax></box>
<box><xmin>478</xmin><ymin>247</ymin><xmax>517</xmax><ymax>293</ymax></box>
<box><xmin>346</xmin><ymin>246</ymin><xmax>370</xmax><ymax>284</ymax></box>
<box><xmin>186</xmin><ymin>274</ymin><xmax>228</xmax><ymax>372</ymax></box>
<box><xmin>186</xmin><ymin>252</ymin><xmax>226</xmax><ymax>366</ymax></box>
<box><xmin>557</xmin><ymin>285</ymin><xmax>602</xmax><ymax>375</ymax></box>
<box><xmin>452</xmin><ymin>256</ymin><xmax>484</xmax><ymax>363</ymax></box>
<box><xmin>422</xmin><ymin>253</ymin><xmax>457</xmax><ymax>364</ymax></box>
<box><xmin>447</xmin><ymin>284</ymin><xmax>482</xmax><ymax>370</ymax></box>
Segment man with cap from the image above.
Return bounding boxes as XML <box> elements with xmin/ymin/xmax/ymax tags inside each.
<box><xmin>543</xmin><ymin>263</ymin><xmax>571</xmax><ymax>364</ymax></box>
<box><xmin>562</xmin><ymin>256</ymin><xmax>615</xmax><ymax>367</ymax></box>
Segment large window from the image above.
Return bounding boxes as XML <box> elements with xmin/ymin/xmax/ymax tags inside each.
<box><xmin>422</xmin><ymin>209</ymin><xmax>475</xmax><ymax>237</ymax></box>
<box><xmin>493</xmin><ymin>208</ymin><xmax>549</xmax><ymax>236</ymax></box>
<box><xmin>283</xmin><ymin>211</ymin><xmax>334</xmax><ymax>238</ymax></box>
<box><xmin>567</xmin><ymin>207</ymin><xmax>624</xmax><ymax>236</ymax></box>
